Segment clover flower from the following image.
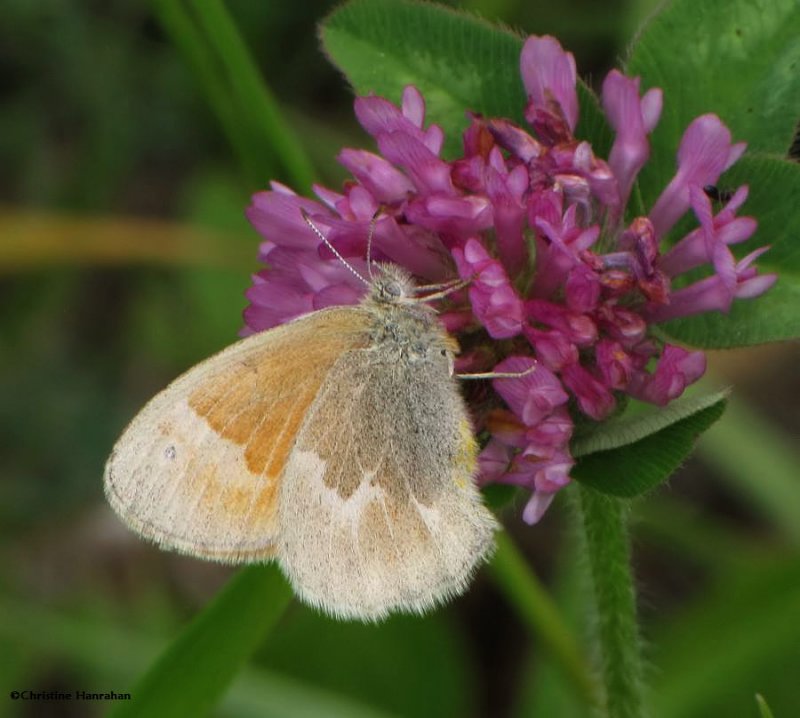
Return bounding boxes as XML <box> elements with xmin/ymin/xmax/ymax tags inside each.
<box><xmin>244</xmin><ymin>35</ymin><xmax>775</xmax><ymax>524</ymax></box>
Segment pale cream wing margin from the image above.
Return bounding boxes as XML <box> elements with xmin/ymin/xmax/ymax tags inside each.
<box><xmin>104</xmin><ymin>307</ymin><xmax>370</xmax><ymax>563</ymax></box>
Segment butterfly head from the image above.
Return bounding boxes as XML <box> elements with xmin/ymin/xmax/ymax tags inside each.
<box><xmin>368</xmin><ymin>263</ymin><xmax>416</xmax><ymax>305</ymax></box>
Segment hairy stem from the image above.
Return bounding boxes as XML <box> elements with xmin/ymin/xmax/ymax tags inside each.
<box><xmin>575</xmin><ymin>485</ymin><xmax>647</xmax><ymax>718</ymax></box>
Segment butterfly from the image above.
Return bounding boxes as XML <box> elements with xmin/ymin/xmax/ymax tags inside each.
<box><xmin>104</xmin><ymin>216</ymin><xmax>499</xmax><ymax>621</ymax></box>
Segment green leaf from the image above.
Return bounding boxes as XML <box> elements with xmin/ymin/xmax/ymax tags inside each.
<box><xmin>572</xmin><ymin>389</ymin><xmax>729</xmax><ymax>458</ymax></box>
<box><xmin>627</xmin><ymin>0</ymin><xmax>800</xmax><ymax>208</ymax></box>
<box><xmin>481</xmin><ymin>482</ymin><xmax>521</xmax><ymax>510</ymax></box>
<box><xmin>223</xmin><ymin>670</ymin><xmax>400</xmax><ymax>718</ymax></box>
<box><xmin>657</xmin><ymin>155</ymin><xmax>800</xmax><ymax>347</ymax></box>
<box><xmin>108</xmin><ymin>565</ymin><xmax>292</xmax><ymax>718</ymax></box>
<box><xmin>756</xmin><ymin>694</ymin><xmax>777</xmax><ymax>718</ymax></box>
<box><xmin>571</xmin><ymin>392</ymin><xmax>728</xmax><ymax>497</ymax></box>
<box><xmin>722</xmin><ymin>157</ymin><xmax>800</xmax><ymax>276</ymax></box>
<box><xmin>321</xmin><ymin>0</ymin><xmax>611</xmax><ymax>158</ymax></box>
<box><xmin>258</xmin><ymin>608</ymin><xmax>472</xmax><ymax>718</ymax></box>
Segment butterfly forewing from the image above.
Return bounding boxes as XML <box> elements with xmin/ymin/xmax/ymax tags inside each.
<box><xmin>104</xmin><ymin>308</ymin><xmax>370</xmax><ymax>562</ymax></box>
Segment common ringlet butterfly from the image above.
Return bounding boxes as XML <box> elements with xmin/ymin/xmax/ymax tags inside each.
<box><xmin>104</xmin><ymin>216</ymin><xmax>498</xmax><ymax>621</ymax></box>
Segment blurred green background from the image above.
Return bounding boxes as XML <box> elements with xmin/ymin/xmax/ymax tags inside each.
<box><xmin>2</xmin><ymin>1</ymin><xmax>799</xmax><ymax>717</ymax></box>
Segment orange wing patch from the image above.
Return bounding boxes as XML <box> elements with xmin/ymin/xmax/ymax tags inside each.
<box><xmin>188</xmin><ymin>309</ymin><xmax>369</xmax><ymax>481</ymax></box>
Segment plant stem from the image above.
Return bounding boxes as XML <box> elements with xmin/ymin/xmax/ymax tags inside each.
<box><xmin>575</xmin><ymin>484</ymin><xmax>646</xmax><ymax>718</ymax></box>
<box><xmin>488</xmin><ymin>531</ymin><xmax>602</xmax><ymax>711</ymax></box>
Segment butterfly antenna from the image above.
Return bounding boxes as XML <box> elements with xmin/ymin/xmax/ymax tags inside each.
<box><xmin>301</xmin><ymin>209</ymin><xmax>369</xmax><ymax>287</ymax></box>
<box><xmin>365</xmin><ymin>208</ymin><xmax>382</xmax><ymax>281</ymax></box>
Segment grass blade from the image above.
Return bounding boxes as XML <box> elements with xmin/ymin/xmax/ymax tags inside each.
<box><xmin>151</xmin><ymin>0</ymin><xmax>264</xmax><ymax>185</ymax></box>
<box><xmin>488</xmin><ymin>531</ymin><xmax>601</xmax><ymax>710</ymax></box>
<box><xmin>187</xmin><ymin>0</ymin><xmax>316</xmax><ymax>191</ymax></box>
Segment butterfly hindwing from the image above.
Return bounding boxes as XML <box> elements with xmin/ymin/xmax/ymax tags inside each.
<box><xmin>277</xmin><ymin>341</ymin><xmax>498</xmax><ymax>620</ymax></box>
